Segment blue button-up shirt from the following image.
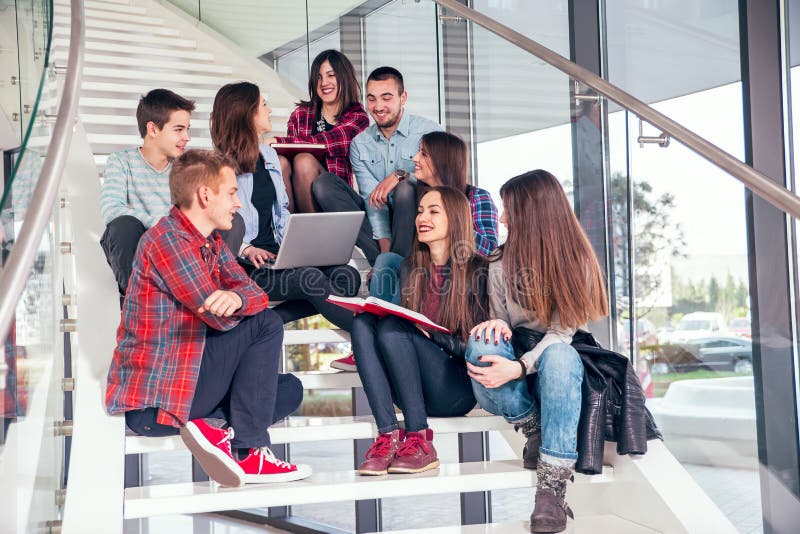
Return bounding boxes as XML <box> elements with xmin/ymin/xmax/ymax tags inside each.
<box><xmin>350</xmin><ymin>112</ymin><xmax>442</xmax><ymax>240</ymax></box>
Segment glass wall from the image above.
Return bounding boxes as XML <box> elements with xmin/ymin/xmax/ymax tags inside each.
<box><xmin>605</xmin><ymin>1</ymin><xmax>761</xmax><ymax>531</ymax></box>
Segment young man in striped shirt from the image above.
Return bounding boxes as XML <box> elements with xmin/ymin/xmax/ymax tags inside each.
<box><xmin>99</xmin><ymin>89</ymin><xmax>198</xmax><ymax>295</ymax></box>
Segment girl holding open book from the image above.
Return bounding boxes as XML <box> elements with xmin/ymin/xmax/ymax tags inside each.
<box><xmin>266</xmin><ymin>49</ymin><xmax>369</xmax><ymax>213</ymax></box>
<box><xmin>464</xmin><ymin>170</ymin><xmax>608</xmax><ymax>533</ymax></box>
<box><xmin>211</xmin><ymin>81</ymin><xmax>360</xmax><ymax>331</ymax></box>
<box><xmin>351</xmin><ymin>186</ymin><xmax>488</xmax><ymax>475</ymax></box>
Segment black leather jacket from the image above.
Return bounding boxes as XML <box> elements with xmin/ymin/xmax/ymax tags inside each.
<box><xmin>513</xmin><ymin>328</ymin><xmax>662</xmax><ymax>475</ymax></box>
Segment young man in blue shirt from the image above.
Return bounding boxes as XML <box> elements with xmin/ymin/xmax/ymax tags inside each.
<box><xmin>311</xmin><ymin>67</ymin><xmax>442</xmax><ymax>264</ymax></box>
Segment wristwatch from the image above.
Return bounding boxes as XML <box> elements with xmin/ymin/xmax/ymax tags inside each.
<box><xmin>395</xmin><ymin>169</ymin><xmax>409</xmax><ymax>181</ymax></box>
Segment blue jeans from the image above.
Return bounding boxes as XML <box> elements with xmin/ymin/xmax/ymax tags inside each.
<box><xmin>465</xmin><ymin>338</ymin><xmax>583</xmax><ymax>461</ymax></box>
<box><xmin>368</xmin><ymin>252</ymin><xmax>404</xmax><ymax>304</ymax></box>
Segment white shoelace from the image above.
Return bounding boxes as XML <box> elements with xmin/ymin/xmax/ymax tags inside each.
<box><xmin>215</xmin><ymin>427</ymin><xmax>235</xmax><ymax>452</ymax></box>
<box><xmin>255</xmin><ymin>446</ymin><xmax>293</xmax><ymax>470</ymax></box>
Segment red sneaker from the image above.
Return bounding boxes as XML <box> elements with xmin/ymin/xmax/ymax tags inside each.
<box><xmin>180</xmin><ymin>419</ymin><xmax>244</xmax><ymax>487</ymax></box>
<box><xmin>358</xmin><ymin>429</ymin><xmax>405</xmax><ymax>476</ymax></box>
<box><xmin>238</xmin><ymin>446</ymin><xmax>312</xmax><ymax>483</ymax></box>
<box><xmin>331</xmin><ymin>353</ymin><xmax>357</xmax><ymax>372</ymax></box>
<box><xmin>388</xmin><ymin>428</ymin><xmax>440</xmax><ymax>474</ymax></box>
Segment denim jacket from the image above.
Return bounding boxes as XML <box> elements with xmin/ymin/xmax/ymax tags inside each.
<box><xmin>236</xmin><ymin>144</ymin><xmax>291</xmax><ymax>254</ymax></box>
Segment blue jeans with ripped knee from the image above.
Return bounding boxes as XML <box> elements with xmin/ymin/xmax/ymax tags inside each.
<box><xmin>465</xmin><ymin>338</ymin><xmax>583</xmax><ymax>462</ymax></box>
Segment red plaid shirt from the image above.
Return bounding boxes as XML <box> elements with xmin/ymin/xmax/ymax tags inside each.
<box><xmin>275</xmin><ymin>102</ymin><xmax>369</xmax><ymax>186</ymax></box>
<box><xmin>105</xmin><ymin>207</ymin><xmax>269</xmax><ymax>427</ymax></box>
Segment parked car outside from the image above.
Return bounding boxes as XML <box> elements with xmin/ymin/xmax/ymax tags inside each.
<box><xmin>728</xmin><ymin>317</ymin><xmax>751</xmax><ymax>338</ymax></box>
<box><xmin>645</xmin><ymin>336</ymin><xmax>753</xmax><ymax>374</ymax></box>
<box><xmin>659</xmin><ymin>311</ymin><xmax>727</xmax><ymax>344</ymax></box>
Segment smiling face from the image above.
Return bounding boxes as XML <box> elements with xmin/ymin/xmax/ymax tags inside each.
<box><xmin>416</xmin><ymin>191</ymin><xmax>449</xmax><ymax>246</ymax></box>
<box><xmin>316</xmin><ymin>60</ymin><xmax>339</xmax><ymax>106</ymax></box>
<box><xmin>206</xmin><ymin>166</ymin><xmax>241</xmax><ymax>232</ymax></box>
<box><xmin>149</xmin><ymin>109</ymin><xmax>191</xmax><ymax>160</ymax></box>
<box><xmin>412</xmin><ymin>142</ymin><xmax>440</xmax><ymax>186</ymax></box>
<box><xmin>366</xmin><ymin>78</ymin><xmax>406</xmax><ymax>131</ymax></box>
<box><xmin>253</xmin><ymin>92</ymin><xmax>272</xmax><ymax>135</ymax></box>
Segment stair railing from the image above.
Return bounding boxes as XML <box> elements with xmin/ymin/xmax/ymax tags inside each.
<box><xmin>0</xmin><ymin>0</ymin><xmax>85</xmax><ymax>340</ymax></box>
<box><xmin>433</xmin><ymin>0</ymin><xmax>800</xmax><ymax>220</ymax></box>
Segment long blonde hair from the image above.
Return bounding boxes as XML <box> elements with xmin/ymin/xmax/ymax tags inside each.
<box><xmin>499</xmin><ymin>170</ymin><xmax>608</xmax><ymax>329</ymax></box>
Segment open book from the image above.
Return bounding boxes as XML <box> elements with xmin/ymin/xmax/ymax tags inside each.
<box><xmin>271</xmin><ymin>142</ymin><xmax>327</xmax><ymax>161</ymax></box>
<box><xmin>326</xmin><ymin>295</ymin><xmax>450</xmax><ymax>334</ymax></box>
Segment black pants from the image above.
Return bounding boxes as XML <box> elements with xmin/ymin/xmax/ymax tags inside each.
<box><xmin>351</xmin><ymin>314</ymin><xmax>476</xmax><ymax>433</ymax></box>
<box><xmin>386</xmin><ymin>180</ymin><xmax>418</xmax><ymax>258</ymax></box>
<box><xmin>101</xmin><ymin>214</ymin><xmax>246</xmax><ymax>295</ymax></box>
<box><xmin>247</xmin><ymin>263</ymin><xmax>360</xmax><ymax>331</ymax></box>
<box><xmin>125</xmin><ymin>309</ymin><xmax>300</xmax><ymax>449</ymax></box>
<box><xmin>311</xmin><ymin>172</ymin><xmax>379</xmax><ymax>265</ymax></box>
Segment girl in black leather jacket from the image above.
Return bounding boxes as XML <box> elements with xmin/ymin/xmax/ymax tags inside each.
<box><xmin>350</xmin><ymin>186</ymin><xmax>488</xmax><ymax>476</ymax></box>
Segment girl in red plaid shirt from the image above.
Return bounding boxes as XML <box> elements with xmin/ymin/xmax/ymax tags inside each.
<box><xmin>267</xmin><ymin>50</ymin><xmax>369</xmax><ymax>212</ymax></box>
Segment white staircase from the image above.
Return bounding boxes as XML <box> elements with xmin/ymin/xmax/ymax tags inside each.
<box><xmin>51</xmin><ymin>0</ymin><xmax>299</xmax><ymax>172</ymax></box>
<box><xmin>53</xmin><ymin>2</ymin><xmax>741</xmax><ymax>533</ymax></box>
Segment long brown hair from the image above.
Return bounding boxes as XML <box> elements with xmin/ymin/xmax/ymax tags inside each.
<box><xmin>210</xmin><ymin>82</ymin><xmax>261</xmax><ymax>174</ymax></box>
<box><xmin>499</xmin><ymin>169</ymin><xmax>608</xmax><ymax>329</ymax></box>
<box><xmin>420</xmin><ymin>131</ymin><xmax>468</xmax><ymax>191</ymax></box>
<box><xmin>401</xmin><ymin>186</ymin><xmax>488</xmax><ymax>339</ymax></box>
<box><xmin>300</xmin><ymin>49</ymin><xmax>361</xmax><ymax>119</ymax></box>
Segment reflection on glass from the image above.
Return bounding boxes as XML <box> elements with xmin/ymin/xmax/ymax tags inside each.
<box><xmin>363</xmin><ymin>0</ymin><xmax>440</xmax><ymax>123</ymax></box>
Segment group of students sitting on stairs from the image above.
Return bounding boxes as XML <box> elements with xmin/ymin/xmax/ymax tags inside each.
<box><xmin>101</xmin><ymin>49</ymin><xmax>635</xmax><ymax>533</ymax></box>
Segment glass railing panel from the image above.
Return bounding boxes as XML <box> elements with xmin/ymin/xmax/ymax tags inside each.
<box><xmin>608</xmin><ymin>90</ymin><xmax>761</xmax><ymax>531</ymax></box>
<box><xmin>469</xmin><ymin>20</ymin><xmax>574</xmax><ymax>240</ymax></box>
<box><xmin>0</xmin><ymin>1</ymin><xmax>22</xmax><ymax>149</ymax></box>
<box><xmin>362</xmin><ymin>0</ymin><xmax>441</xmax><ymax>123</ymax></box>
<box><xmin>604</xmin><ymin>0</ymin><xmax>743</xmax><ymax>133</ymax></box>
<box><xmin>1</xmin><ymin>0</ymin><xmax>65</xmax><ymax>531</ymax></box>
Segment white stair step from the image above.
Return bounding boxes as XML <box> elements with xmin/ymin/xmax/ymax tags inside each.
<box><xmin>53</xmin><ymin>11</ymin><xmax>166</xmax><ymax>28</ymax></box>
<box><xmin>55</xmin><ymin>0</ymin><xmax>148</xmax><ymax>15</ymax></box>
<box><xmin>125</xmin><ymin>412</ymin><xmax>508</xmax><ymax>455</ymax></box>
<box><xmin>55</xmin><ymin>0</ymin><xmax>132</xmax><ymax>5</ymax></box>
<box><xmin>81</xmin><ymin>98</ymin><xmax>212</xmax><ymax>113</ymax></box>
<box><xmin>53</xmin><ymin>52</ymin><xmax>233</xmax><ymax>74</ymax></box>
<box><xmin>283</xmin><ymin>328</ymin><xmax>349</xmax><ymax>345</ymax></box>
<box><xmin>53</xmin><ymin>15</ymin><xmax>177</xmax><ymax>35</ymax></box>
<box><xmin>378</xmin><ymin>516</ymin><xmax>661</xmax><ymax>533</ymax></box>
<box><xmin>81</xmin><ymin>82</ymin><xmax>218</xmax><ymax>98</ymax></box>
<box><xmin>295</xmin><ymin>370</ymin><xmax>362</xmax><ymax>390</ymax></box>
<box><xmin>87</xmin><ymin>133</ymin><xmax>213</xmax><ymax>148</ymax></box>
<box><xmin>54</xmin><ymin>6</ymin><xmax>154</xmax><ymax>23</ymax></box>
<box><xmin>53</xmin><ymin>39</ymin><xmax>215</xmax><ymax>60</ymax></box>
<box><xmin>53</xmin><ymin>5</ymin><xmax>158</xmax><ymax>26</ymax></box>
<box><xmin>53</xmin><ymin>28</ymin><xmax>197</xmax><ymax>48</ymax></box>
<box><xmin>123</xmin><ymin>461</ymin><xmax>615</xmax><ymax>519</ymax></box>
<box><xmin>82</xmin><ymin>67</ymin><xmax>230</xmax><ymax>86</ymax></box>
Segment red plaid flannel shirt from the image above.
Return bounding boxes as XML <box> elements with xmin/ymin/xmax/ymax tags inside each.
<box><xmin>275</xmin><ymin>102</ymin><xmax>369</xmax><ymax>186</ymax></box>
<box><xmin>105</xmin><ymin>207</ymin><xmax>269</xmax><ymax>427</ymax></box>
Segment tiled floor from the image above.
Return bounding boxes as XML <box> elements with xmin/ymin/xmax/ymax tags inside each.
<box><xmin>135</xmin><ymin>434</ymin><xmax>763</xmax><ymax>533</ymax></box>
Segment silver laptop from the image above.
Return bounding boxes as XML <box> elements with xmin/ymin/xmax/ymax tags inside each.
<box><xmin>261</xmin><ymin>212</ymin><xmax>364</xmax><ymax>270</ymax></box>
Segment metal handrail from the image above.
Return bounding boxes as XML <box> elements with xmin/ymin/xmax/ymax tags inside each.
<box><xmin>434</xmin><ymin>0</ymin><xmax>800</xmax><ymax>219</ymax></box>
<box><xmin>0</xmin><ymin>0</ymin><xmax>85</xmax><ymax>340</ymax></box>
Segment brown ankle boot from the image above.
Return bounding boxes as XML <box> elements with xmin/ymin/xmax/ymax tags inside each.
<box><xmin>515</xmin><ymin>412</ymin><xmax>541</xmax><ymax>470</ymax></box>
<box><xmin>530</xmin><ymin>459</ymin><xmax>574</xmax><ymax>533</ymax></box>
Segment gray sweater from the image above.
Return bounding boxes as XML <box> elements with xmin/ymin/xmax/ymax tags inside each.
<box><xmin>488</xmin><ymin>260</ymin><xmax>578</xmax><ymax>374</ymax></box>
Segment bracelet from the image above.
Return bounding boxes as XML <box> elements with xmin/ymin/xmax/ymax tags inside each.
<box><xmin>516</xmin><ymin>359</ymin><xmax>528</xmax><ymax>380</ymax></box>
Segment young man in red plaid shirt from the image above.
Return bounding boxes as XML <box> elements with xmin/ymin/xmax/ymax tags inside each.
<box><xmin>106</xmin><ymin>149</ymin><xmax>311</xmax><ymax>487</ymax></box>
